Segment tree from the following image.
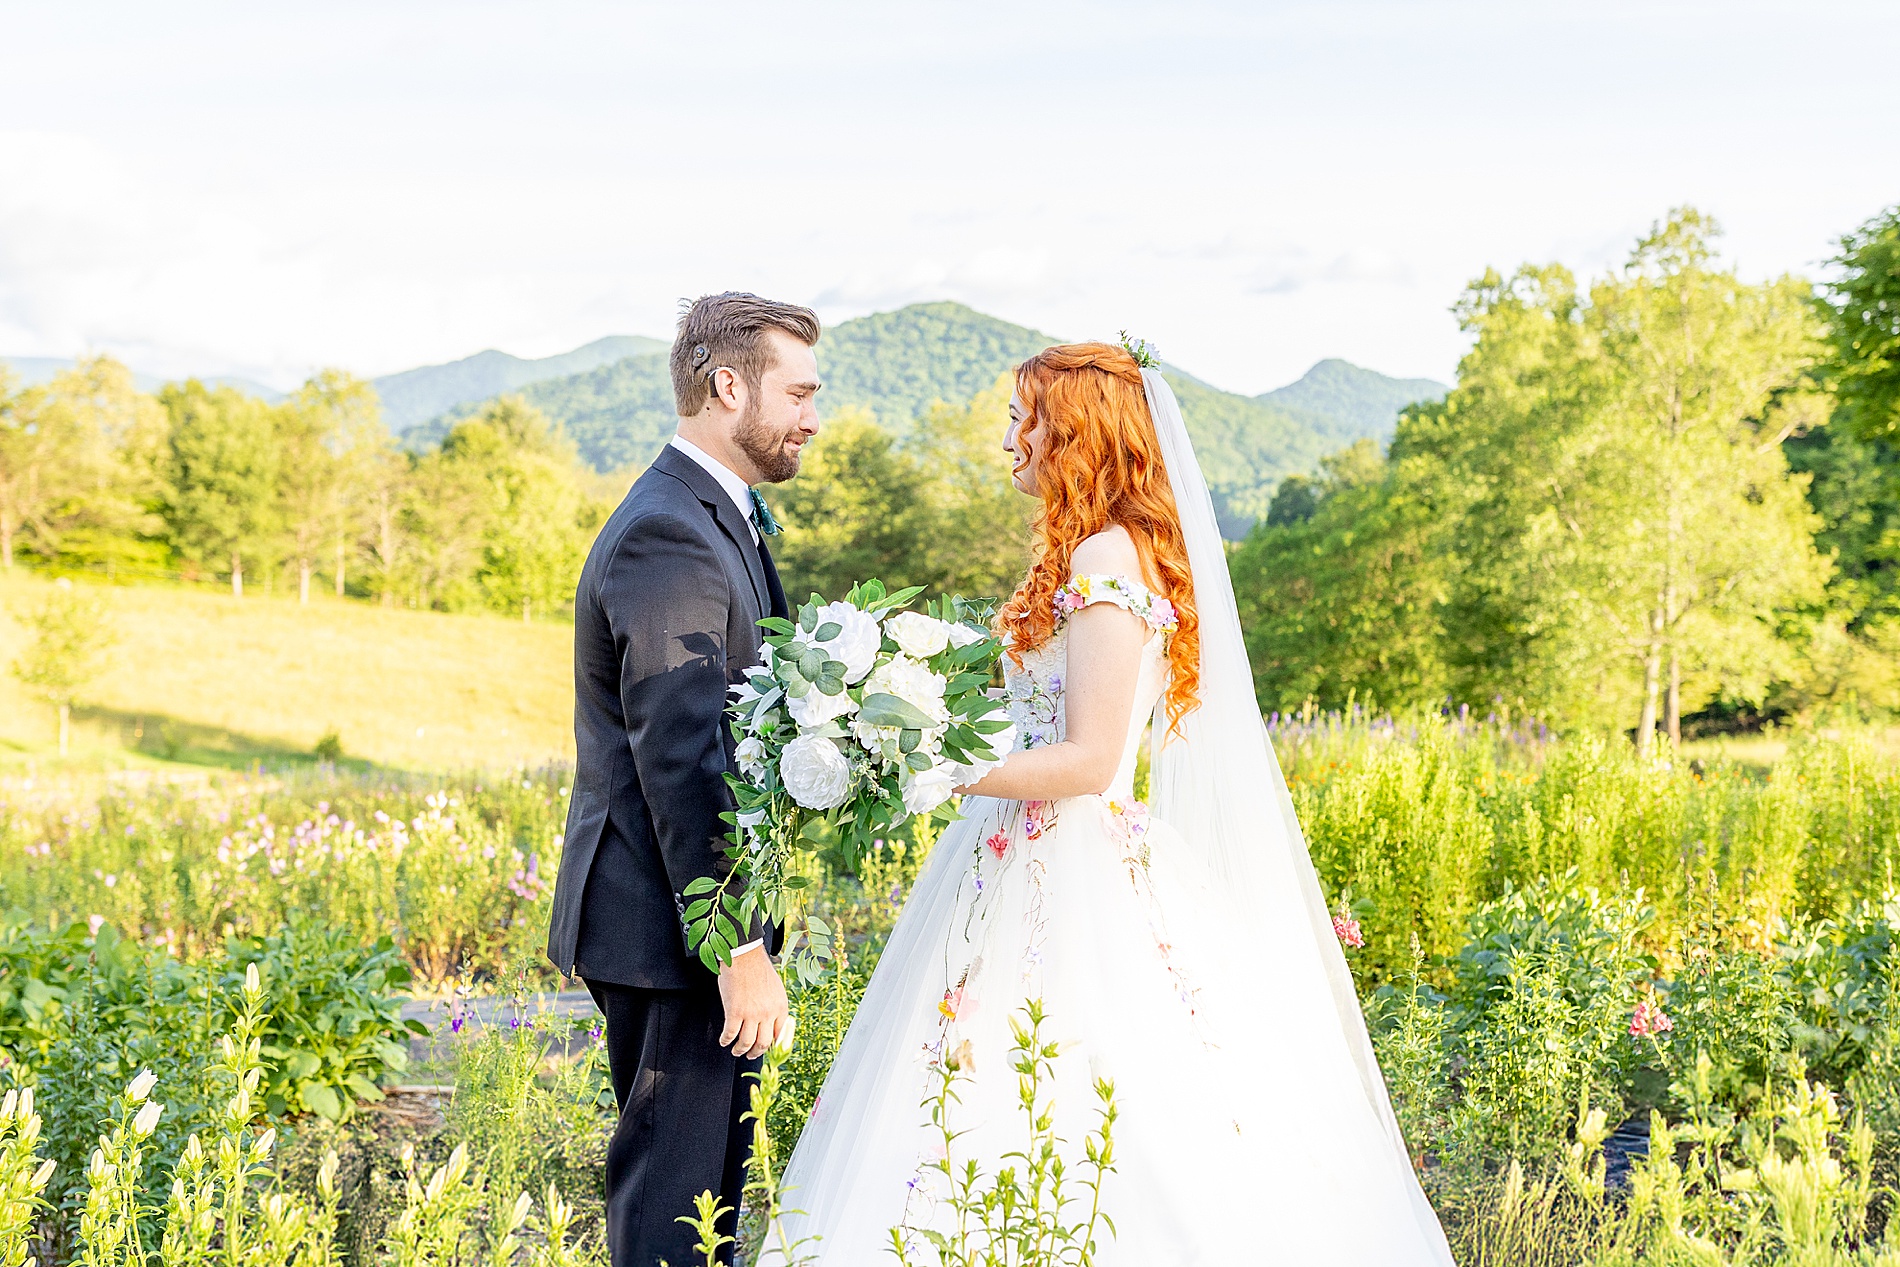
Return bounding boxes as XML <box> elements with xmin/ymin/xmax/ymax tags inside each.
<box><xmin>10</xmin><ymin>578</ymin><xmax>117</xmax><ymax>755</ymax></box>
<box><xmin>1428</xmin><ymin>212</ymin><xmax>1828</xmax><ymax>744</ymax></box>
<box><xmin>0</xmin><ymin>367</ymin><xmax>57</xmax><ymax>570</ymax></box>
<box><xmin>767</xmin><ymin>409</ymin><xmax>935</xmax><ymax>603</ymax></box>
<box><xmin>448</xmin><ymin>396</ymin><xmax>595</xmax><ymax>620</ymax></box>
<box><xmin>160</xmin><ymin>382</ymin><xmax>282</xmax><ymax>597</ymax></box>
<box><xmin>1232</xmin><ymin>440</ymin><xmax>1452</xmax><ymax>712</ymax></box>
<box><xmin>1827</xmin><ymin>203</ymin><xmax>1900</xmax><ymax>447</ymax></box>
<box><xmin>0</xmin><ymin>357</ymin><xmax>163</xmax><ymax>572</ymax></box>
<box><xmin>906</xmin><ymin>375</ymin><xmax>1033</xmax><ymax>601</ymax></box>
<box><xmin>358</xmin><ymin>446</ymin><xmax>412</xmax><ymax>608</ymax></box>
<box><xmin>277</xmin><ymin>370</ymin><xmax>386</xmax><ymax>603</ymax></box>
<box><xmin>398</xmin><ymin>445</ymin><xmax>490</xmax><ymax>611</ymax></box>
<box><xmin>1230</xmin><ymin>211</ymin><xmax>1832</xmax><ymax>743</ymax></box>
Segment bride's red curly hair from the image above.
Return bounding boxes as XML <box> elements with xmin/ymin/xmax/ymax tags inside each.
<box><xmin>998</xmin><ymin>342</ymin><xmax>1200</xmax><ymax>732</ymax></box>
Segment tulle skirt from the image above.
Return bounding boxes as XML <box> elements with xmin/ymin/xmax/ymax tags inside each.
<box><xmin>765</xmin><ymin>793</ymin><xmax>1455</xmax><ymax>1265</ymax></box>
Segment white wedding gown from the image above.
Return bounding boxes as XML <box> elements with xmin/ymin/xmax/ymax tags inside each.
<box><xmin>767</xmin><ymin>373</ymin><xmax>1454</xmax><ymax>1266</ymax></box>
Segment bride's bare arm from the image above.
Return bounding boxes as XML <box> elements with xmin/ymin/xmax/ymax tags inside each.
<box><xmin>955</xmin><ymin>533</ymin><xmax>1152</xmax><ymax>802</ymax></box>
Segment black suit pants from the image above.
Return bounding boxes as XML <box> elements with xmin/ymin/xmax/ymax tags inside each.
<box><xmin>585</xmin><ymin>979</ymin><xmax>758</xmax><ymax>1267</ymax></box>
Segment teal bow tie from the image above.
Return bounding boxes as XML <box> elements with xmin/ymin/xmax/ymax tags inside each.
<box><xmin>748</xmin><ymin>488</ymin><xmax>782</xmax><ymax>537</ymax></box>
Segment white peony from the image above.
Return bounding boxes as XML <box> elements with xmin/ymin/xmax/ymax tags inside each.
<box><xmin>886</xmin><ymin>611</ymin><xmax>954</xmax><ymax>660</ymax></box>
<box><xmin>810</xmin><ymin>601</ymin><xmax>883</xmax><ymax>684</ymax></box>
<box><xmin>865</xmin><ymin>656</ymin><xmax>950</xmax><ymax>724</ymax></box>
<box><xmin>735</xmin><ymin>736</ymin><xmax>769</xmax><ymax>782</ymax></box>
<box><xmin>780</xmin><ymin>735</ymin><xmax>853</xmax><ymax>810</ymax></box>
<box><xmin>944</xmin><ymin>621</ymin><xmax>989</xmax><ymax>648</ymax></box>
<box><xmin>900</xmin><ymin>764</ymin><xmax>959</xmax><ymax>816</ymax></box>
<box><xmin>787</xmin><ymin>682</ymin><xmax>860</xmax><ymax>729</ymax></box>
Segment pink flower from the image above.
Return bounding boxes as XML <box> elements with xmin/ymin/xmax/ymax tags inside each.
<box><xmin>938</xmin><ymin>987</ymin><xmax>963</xmax><ymax>1020</ymax></box>
<box><xmin>1331</xmin><ymin>912</ymin><xmax>1364</xmax><ymax>949</ymax></box>
<box><xmin>1630</xmin><ymin>999</ymin><xmax>1673</xmax><ymax>1038</ymax></box>
<box><xmin>88</xmin><ymin>914</ymin><xmax>105</xmax><ymax>938</ymax></box>
<box><xmin>985</xmin><ymin>832</ymin><xmax>1009</xmax><ymax>860</ymax></box>
<box><xmin>1023</xmin><ymin>802</ymin><xmax>1051</xmax><ymax>841</ymax></box>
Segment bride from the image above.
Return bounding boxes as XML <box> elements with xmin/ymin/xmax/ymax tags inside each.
<box><xmin>768</xmin><ymin>343</ymin><xmax>1454</xmax><ymax>1264</ymax></box>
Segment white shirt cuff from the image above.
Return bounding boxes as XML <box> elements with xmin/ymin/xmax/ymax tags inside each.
<box><xmin>729</xmin><ymin>939</ymin><xmax>766</xmax><ymax>961</ymax></box>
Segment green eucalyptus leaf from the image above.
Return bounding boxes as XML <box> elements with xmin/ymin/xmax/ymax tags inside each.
<box><xmin>815</xmin><ymin>621</ymin><xmax>843</xmax><ymax>641</ymax></box>
<box><xmin>858</xmin><ymin>693</ymin><xmax>939</xmax><ymax>730</ymax></box>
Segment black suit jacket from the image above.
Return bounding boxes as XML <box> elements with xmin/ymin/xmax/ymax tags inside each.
<box><xmin>548</xmin><ymin>444</ymin><xmax>789</xmax><ymax>989</ymax></box>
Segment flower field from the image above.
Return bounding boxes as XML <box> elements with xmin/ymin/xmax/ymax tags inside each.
<box><xmin>9</xmin><ymin>719</ymin><xmax>1900</xmax><ymax>1262</ymax></box>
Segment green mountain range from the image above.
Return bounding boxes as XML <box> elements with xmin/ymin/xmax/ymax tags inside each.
<box><xmin>371</xmin><ymin>334</ymin><xmax>667</xmax><ymax>431</ymax></box>
<box><xmin>11</xmin><ymin>303</ymin><xmax>1445</xmax><ymax>539</ymax></box>
<box><xmin>1262</xmin><ymin>358</ymin><xmax>1449</xmax><ymax>445</ymax></box>
<box><xmin>428</xmin><ymin>302</ymin><xmax>1444</xmax><ymax>537</ymax></box>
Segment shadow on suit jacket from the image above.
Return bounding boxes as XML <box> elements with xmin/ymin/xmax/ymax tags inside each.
<box><xmin>548</xmin><ymin>444</ymin><xmax>789</xmax><ymax>990</ymax></box>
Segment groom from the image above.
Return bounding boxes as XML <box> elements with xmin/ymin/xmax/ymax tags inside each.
<box><xmin>548</xmin><ymin>292</ymin><xmax>820</xmax><ymax>1266</ymax></box>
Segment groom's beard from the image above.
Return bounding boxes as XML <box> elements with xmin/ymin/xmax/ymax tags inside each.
<box><xmin>735</xmin><ymin>399</ymin><xmax>805</xmax><ymax>483</ymax></box>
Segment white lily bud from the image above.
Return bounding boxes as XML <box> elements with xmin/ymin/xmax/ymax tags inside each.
<box><xmin>771</xmin><ymin>1015</ymin><xmax>798</xmax><ymax>1058</ymax></box>
<box><xmin>244</xmin><ymin>963</ymin><xmax>262</xmax><ymax>996</ymax></box>
<box><xmin>132</xmin><ymin>1101</ymin><xmax>163</xmax><ymax>1137</ymax></box>
<box><xmin>30</xmin><ymin>1159</ymin><xmax>54</xmax><ymax>1191</ymax></box>
<box><xmin>126</xmin><ymin>1069</ymin><xmax>158</xmax><ymax>1104</ymax></box>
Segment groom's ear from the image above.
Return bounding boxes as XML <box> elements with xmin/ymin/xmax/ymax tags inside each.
<box><xmin>709</xmin><ymin>365</ymin><xmax>746</xmax><ymax>413</ymax></box>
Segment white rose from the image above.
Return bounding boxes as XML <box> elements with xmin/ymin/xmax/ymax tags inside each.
<box><xmin>811</xmin><ymin>601</ymin><xmax>882</xmax><ymax>684</ymax></box>
<box><xmin>787</xmin><ymin>683</ymin><xmax>859</xmax><ymax>730</ymax></box>
<box><xmin>734</xmin><ymin>736</ymin><xmax>768</xmax><ymax>782</ymax></box>
<box><xmin>944</xmin><ymin>621</ymin><xmax>989</xmax><ymax>648</ymax></box>
<box><xmin>865</xmin><ymin>657</ymin><xmax>950</xmax><ymax>725</ymax></box>
<box><xmin>900</xmin><ymin>764</ymin><xmax>959</xmax><ymax>816</ymax></box>
<box><xmin>779</xmin><ymin>735</ymin><xmax>853</xmax><ymax>810</ymax></box>
<box><xmin>886</xmin><ymin>612</ymin><xmax>954</xmax><ymax>660</ymax></box>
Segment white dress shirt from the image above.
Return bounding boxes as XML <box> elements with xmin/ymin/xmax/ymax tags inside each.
<box><xmin>669</xmin><ymin>434</ymin><xmax>759</xmax><ymax>545</ymax></box>
<box><xmin>667</xmin><ymin>434</ymin><xmax>766</xmax><ymax>963</ymax></box>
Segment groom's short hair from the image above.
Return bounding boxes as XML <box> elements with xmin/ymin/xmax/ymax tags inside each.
<box><xmin>671</xmin><ymin>292</ymin><xmax>822</xmax><ymax>416</ymax></box>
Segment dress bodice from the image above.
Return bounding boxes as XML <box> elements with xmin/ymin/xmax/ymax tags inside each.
<box><xmin>1002</xmin><ymin>574</ymin><xmax>1176</xmax><ymax>800</ymax></box>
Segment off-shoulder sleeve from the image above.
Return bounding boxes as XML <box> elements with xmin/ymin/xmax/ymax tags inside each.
<box><xmin>1052</xmin><ymin>573</ymin><xmax>1178</xmax><ymax>633</ymax></box>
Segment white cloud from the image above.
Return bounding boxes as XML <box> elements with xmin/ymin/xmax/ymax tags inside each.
<box><xmin>0</xmin><ymin>1</ymin><xmax>1895</xmax><ymax>394</ymax></box>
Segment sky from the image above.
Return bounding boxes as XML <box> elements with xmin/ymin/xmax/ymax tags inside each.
<box><xmin>1</xmin><ymin>0</ymin><xmax>1894</xmax><ymax>397</ymax></box>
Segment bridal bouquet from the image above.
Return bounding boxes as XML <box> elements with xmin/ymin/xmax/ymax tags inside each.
<box><xmin>683</xmin><ymin>580</ymin><xmax>1018</xmax><ymax>973</ymax></box>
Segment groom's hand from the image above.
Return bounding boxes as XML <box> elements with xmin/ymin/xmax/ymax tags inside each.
<box><xmin>717</xmin><ymin>947</ymin><xmax>790</xmax><ymax>1059</ymax></box>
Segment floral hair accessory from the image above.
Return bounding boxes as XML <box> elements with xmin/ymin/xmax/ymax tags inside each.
<box><xmin>1118</xmin><ymin>331</ymin><xmax>1160</xmax><ymax>369</ymax></box>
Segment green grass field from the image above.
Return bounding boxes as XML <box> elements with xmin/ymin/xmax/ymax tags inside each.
<box><xmin>0</xmin><ymin>571</ymin><xmax>575</xmax><ymax>771</ymax></box>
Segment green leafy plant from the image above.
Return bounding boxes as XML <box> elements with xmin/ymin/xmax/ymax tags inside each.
<box><xmin>224</xmin><ymin>922</ymin><xmax>425</xmax><ymax>1121</ymax></box>
<box><xmin>891</xmin><ymin>1000</ymin><xmax>1118</xmax><ymax>1267</ymax></box>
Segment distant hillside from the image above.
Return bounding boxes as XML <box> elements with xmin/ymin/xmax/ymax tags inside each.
<box><xmin>412</xmin><ymin>303</ymin><xmax>1448</xmax><ymax>537</ymax></box>
<box><xmin>2</xmin><ymin>355</ymin><xmax>283</xmax><ymax>401</ymax></box>
<box><xmin>483</xmin><ymin>301</ymin><xmax>1065</xmax><ymax>472</ymax></box>
<box><xmin>373</xmin><ymin>335</ymin><xmax>667</xmax><ymax>431</ymax></box>
<box><xmin>517</xmin><ymin>352</ymin><xmax>677</xmax><ymax>471</ymax></box>
<box><xmin>1261</xmin><ymin>358</ymin><xmax>1447</xmax><ymax>444</ymax></box>
<box><xmin>816</xmin><ymin>301</ymin><xmax>1061</xmax><ymax>426</ymax></box>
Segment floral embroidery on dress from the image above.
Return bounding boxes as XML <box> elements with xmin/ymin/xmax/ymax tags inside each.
<box><xmin>1105</xmin><ymin>797</ymin><xmax>1213</xmax><ymax>1045</ymax></box>
<box><xmin>1053</xmin><ymin>574</ymin><xmax>1179</xmax><ymax>634</ymax></box>
<box><xmin>1006</xmin><ymin>667</ymin><xmax>1062</xmax><ymax>749</ymax></box>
